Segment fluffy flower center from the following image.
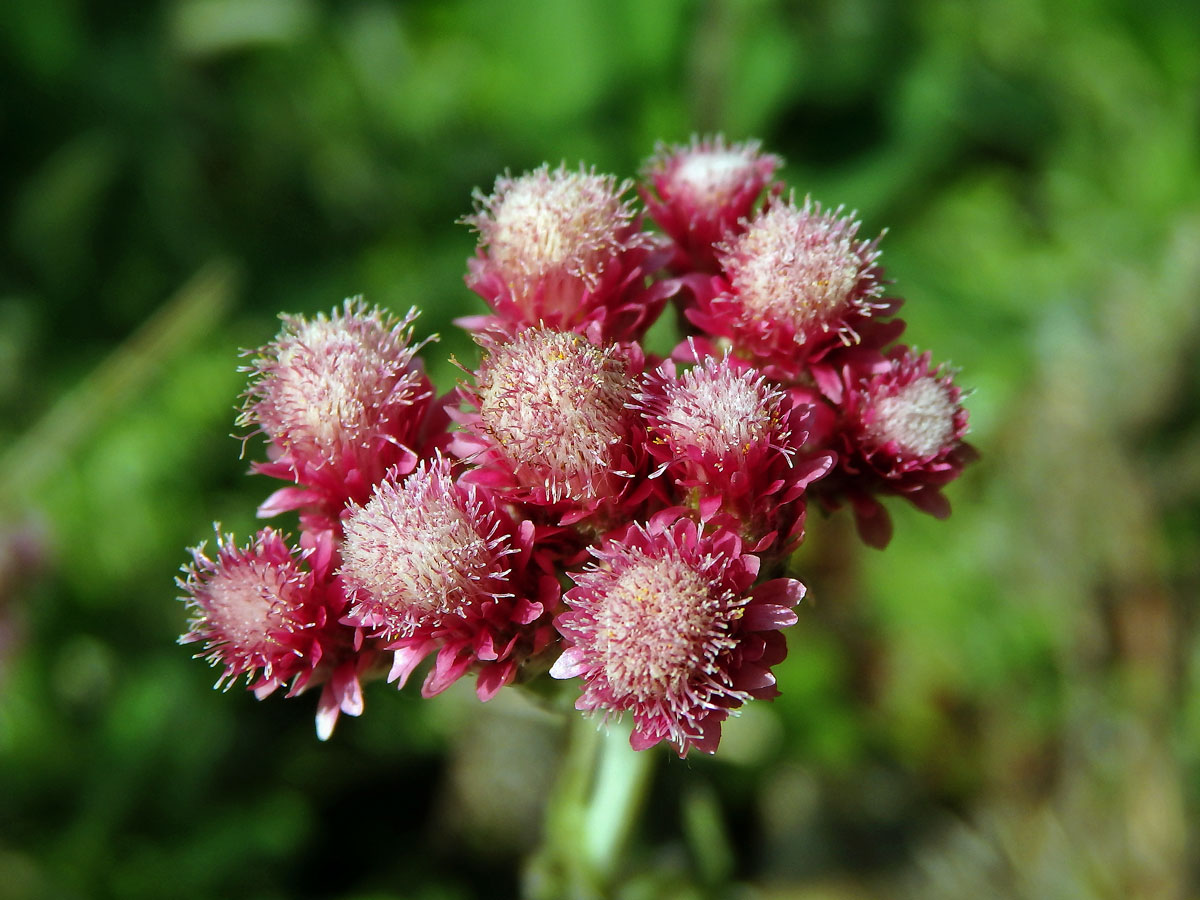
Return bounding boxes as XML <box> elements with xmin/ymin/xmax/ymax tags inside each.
<box><xmin>250</xmin><ymin>304</ymin><xmax>420</xmax><ymax>462</ymax></box>
<box><xmin>672</xmin><ymin>150</ymin><xmax>757</xmax><ymax>211</ymax></box>
<box><xmin>341</xmin><ymin>468</ymin><xmax>503</xmax><ymax>621</ymax></box>
<box><xmin>477</xmin><ymin>329</ymin><xmax>634</xmax><ymax>500</ymax></box>
<box><xmin>594</xmin><ymin>554</ymin><xmax>724</xmax><ymax>702</ymax></box>
<box><xmin>871</xmin><ymin>376</ymin><xmax>956</xmax><ymax>458</ymax></box>
<box><xmin>658</xmin><ymin>363</ymin><xmax>776</xmax><ymax>457</ymax></box>
<box><xmin>724</xmin><ymin>202</ymin><xmax>864</xmax><ymax>340</ymax></box>
<box><xmin>481</xmin><ymin>166</ymin><xmax>634</xmax><ymax>287</ymax></box>
<box><xmin>204</xmin><ymin>561</ymin><xmax>301</xmax><ymax>653</ymax></box>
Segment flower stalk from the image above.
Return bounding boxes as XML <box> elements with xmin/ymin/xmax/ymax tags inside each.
<box><xmin>527</xmin><ymin>715</ymin><xmax>656</xmax><ymax>899</ymax></box>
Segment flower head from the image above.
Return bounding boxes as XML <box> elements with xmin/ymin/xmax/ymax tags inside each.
<box><xmin>847</xmin><ymin>347</ymin><xmax>972</xmax><ymax>476</ymax></box>
<box><xmin>635</xmin><ymin>354</ymin><xmax>833</xmax><ymax>553</ymax></box>
<box><xmin>179</xmin><ymin>527</ymin><xmax>370</xmax><ymax>739</ymax></box>
<box><xmin>178</xmin><ymin>528</ymin><xmax>325</xmax><ymax>695</ymax></box>
<box><xmin>240</xmin><ymin>299</ymin><xmax>435</xmax><ymax>519</ymax></box>
<box><xmin>689</xmin><ymin>195</ymin><xmax>890</xmax><ymax>378</ymax></box>
<box><xmin>550</xmin><ymin>516</ymin><xmax>804</xmax><ymax>756</ymax></box>
<box><xmin>816</xmin><ymin>347</ymin><xmax>975</xmax><ymax>547</ymax></box>
<box><xmin>462</xmin><ymin>164</ymin><xmax>671</xmax><ymax>341</ymax></box>
<box><xmin>340</xmin><ymin>456</ymin><xmax>560</xmax><ymax>701</ymax></box>
<box><xmin>641</xmin><ymin>135</ymin><xmax>782</xmax><ymax>272</ymax></box>
<box><xmin>450</xmin><ymin>327</ymin><xmax>649</xmax><ymax>520</ymax></box>
<box><xmin>339</xmin><ymin>457</ymin><xmax>514</xmax><ymax>639</ymax></box>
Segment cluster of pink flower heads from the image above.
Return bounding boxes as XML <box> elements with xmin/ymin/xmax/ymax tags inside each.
<box><xmin>177</xmin><ymin>137</ymin><xmax>975</xmax><ymax>756</ymax></box>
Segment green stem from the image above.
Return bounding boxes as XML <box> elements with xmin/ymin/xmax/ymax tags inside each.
<box><xmin>526</xmin><ymin>716</ymin><xmax>657</xmax><ymax>899</ymax></box>
<box><xmin>583</xmin><ymin>720</ymin><xmax>655</xmax><ymax>881</ymax></box>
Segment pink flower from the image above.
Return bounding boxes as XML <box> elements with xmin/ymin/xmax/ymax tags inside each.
<box><xmin>641</xmin><ymin>135</ymin><xmax>783</xmax><ymax>273</ymax></box>
<box><xmin>634</xmin><ymin>353</ymin><xmax>833</xmax><ymax>554</ymax></box>
<box><xmin>239</xmin><ymin>298</ymin><xmax>436</xmax><ymax>524</ymax></box>
<box><xmin>338</xmin><ymin>457</ymin><xmax>558</xmax><ymax>700</ymax></box>
<box><xmin>339</xmin><ymin>457</ymin><xmax>514</xmax><ymax>637</ymax></box>
<box><xmin>449</xmin><ymin>326</ymin><xmax>654</xmax><ymax>526</ymax></box>
<box><xmin>550</xmin><ymin>516</ymin><xmax>804</xmax><ymax>757</ymax></box>
<box><xmin>178</xmin><ymin>527</ymin><xmax>366</xmax><ymax>739</ymax></box>
<box><xmin>818</xmin><ymin>347</ymin><xmax>976</xmax><ymax>547</ymax></box>
<box><xmin>461</xmin><ymin>164</ymin><xmax>674</xmax><ymax>342</ymax></box>
<box><xmin>689</xmin><ymin>195</ymin><xmax>894</xmax><ymax>379</ymax></box>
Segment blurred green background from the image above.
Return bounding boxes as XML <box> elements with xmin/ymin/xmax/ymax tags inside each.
<box><xmin>2</xmin><ymin>0</ymin><xmax>1198</xmax><ymax>897</ymax></box>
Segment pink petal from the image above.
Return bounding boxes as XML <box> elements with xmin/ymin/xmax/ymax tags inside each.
<box><xmin>513</xmin><ymin>597</ymin><xmax>544</xmax><ymax>625</ymax></box>
<box><xmin>750</xmin><ymin>577</ymin><xmax>806</xmax><ymax>610</ymax></box>
<box><xmin>422</xmin><ymin>647</ymin><xmax>472</xmax><ymax>697</ymax></box>
<box><xmin>388</xmin><ymin>643</ymin><xmax>431</xmax><ymax>687</ymax></box>
<box><xmin>687</xmin><ymin>717</ymin><xmax>723</xmax><ymax>755</ymax></box>
<box><xmin>315</xmin><ymin>683</ymin><xmax>340</xmax><ymax>741</ymax></box>
<box><xmin>335</xmin><ymin>664</ymin><xmax>364</xmax><ymax>717</ymax></box>
<box><xmin>698</xmin><ymin>494</ymin><xmax>723</xmax><ymax>521</ymax></box>
<box><xmin>851</xmin><ymin>495</ymin><xmax>893</xmax><ymax>549</ymax></box>
<box><xmin>909</xmin><ymin>488</ymin><xmax>951</xmax><ymax>519</ymax></box>
<box><xmin>629</xmin><ymin>727</ymin><xmax>663</xmax><ymax>752</ymax></box>
<box><xmin>735</xmin><ymin>664</ymin><xmax>776</xmax><ymax>691</ymax></box>
<box><xmin>795</xmin><ymin>453</ymin><xmax>835</xmax><ymax>486</ymax></box>
<box><xmin>257</xmin><ymin>486</ymin><xmax>317</xmax><ymax>518</ymax></box>
<box><xmin>741</xmin><ymin>602</ymin><xmax>799</xmax><ymax>630</ymax></box>
<box><xmin>549</xmin><ymin>648</ymin><xmax>589</xmax><ymax>680</ymax></box>
<box><xmin>475</xmin><ymin>661</ymin><xmax>516</xmax><ymax>702</ymax></box>
<box><xmin>813</xmin><ymin>363</ymin><xmax>844</xmax><ymax>404</ymax></box>
<box><xmin>475</xmin><ymin>631</ymin><xmax>497</xmax><ymax>661</ymax></box>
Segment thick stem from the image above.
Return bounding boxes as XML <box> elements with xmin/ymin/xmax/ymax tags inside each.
<box><xmin>583</xmin><ymin>719</ymin><xmax>655</xmax><ymax>881</ymax></box>
<box><xmin>525</xmin><ymin>716</ymin><xmax>657</xmax><ymax>899</ymax></box>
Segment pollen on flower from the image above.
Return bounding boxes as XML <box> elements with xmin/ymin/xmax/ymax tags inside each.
<box><xmin>340</xmin><ymin>459</ymin><xmax>511</xmax><ymax>636</ymax></box>
<box><xmin>474</xmin><ymin>327</ymin><xmax>636</xmax><ymax>502</ymax></box>
<box><xmin>467</xmin><ymin>164</ymin><xmax>640</xmax><ymax>292</ymax></box>
<box><xmin>719</xmin><ymin>196</ymin><xmax>882</xmax><ymax>345</ymax></box>
<box><xmin>870</xmin><ymin>376</ymin><xmax>958</xmax><ymax>458</ymax></box>
<box><xmin>241</xmin><ymin>299</ymin><xmax>428</xmax><ymax>466</ymax></box>
<box><xmin>594</xmin><ymin>553</ymin><xmax>730</xmax><ymax>702</ymax></box>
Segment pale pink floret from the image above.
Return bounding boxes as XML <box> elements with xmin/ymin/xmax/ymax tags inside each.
<box><xmin>462</xmin><ymin>164</ymin><xmax>673</xmax><ymax>342</ymax></box>
<box><xmin>179</xmin><ymin>528</ymin><xmax>320</xmax><ymax>691</ymax></box>
<box><xmin>818</xmin><ymin>347</ymin><xmax>976</xmax><ymax>547</ymax></box>
<box><xmin>641</xmin><ymin>135</ymin><xmax>783</xmax><ymax>273</ymax></box>
<box><xmin>449</xmin><ymin>327</ymin><xmax>652</xmax><ymax>524</ymax></box>
<box><xmin>240</xmin><ymin>298</ymin><xmax>436</xmax><ymax>521</ymax></box>
<box><xmin>339</xmin><ymin>457</ymin><xmax>514</xmax><ymax>639</ymax></box>
<box><xmin>178</xmin><ymin>527</ymin><xmax>366</xmax><ymax>738</ymax></box>
<box><xmin>690</xmin><ymin>195</ymin><xmax>892</xmax><ymax>379</ymax></box>
<box><xmin>339</xmin><ymin>457</ymin><xmax>559</xmax><ymax>700</ymax></box>
<box><xmin>550</xmin><ymin>516</ymin><xmax>804</xmax><ymax>757</ymax></box>
<box><xmin>634</xmin><ymin>354</ymin><xmax>833</xmax><ymax>554</ymax></box>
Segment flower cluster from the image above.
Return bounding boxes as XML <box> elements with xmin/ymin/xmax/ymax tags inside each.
<box><xmin>177</xmin><ymin>138</ymin><xmax>975</xmax><ymax>756</ymax></box>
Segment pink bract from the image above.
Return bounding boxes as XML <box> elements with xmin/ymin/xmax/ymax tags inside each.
<box><xmin>178</xmin><ymin>526</ymin><xmax>366</xmax><ymax>739</ymax></box>
<box><xmin>339</xmin><ymin>456</ymin><xmax>516</xmax><ymax>639</ymax></box>
<box><xmin>178</xmin><ymin>138</ymin><xmax>978</xmax><ymax>746</ymax></box>
<box><xmin>817</xmin><ymin>346</ymin><xmax>976</xmax><ymax>547</ymax></box>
